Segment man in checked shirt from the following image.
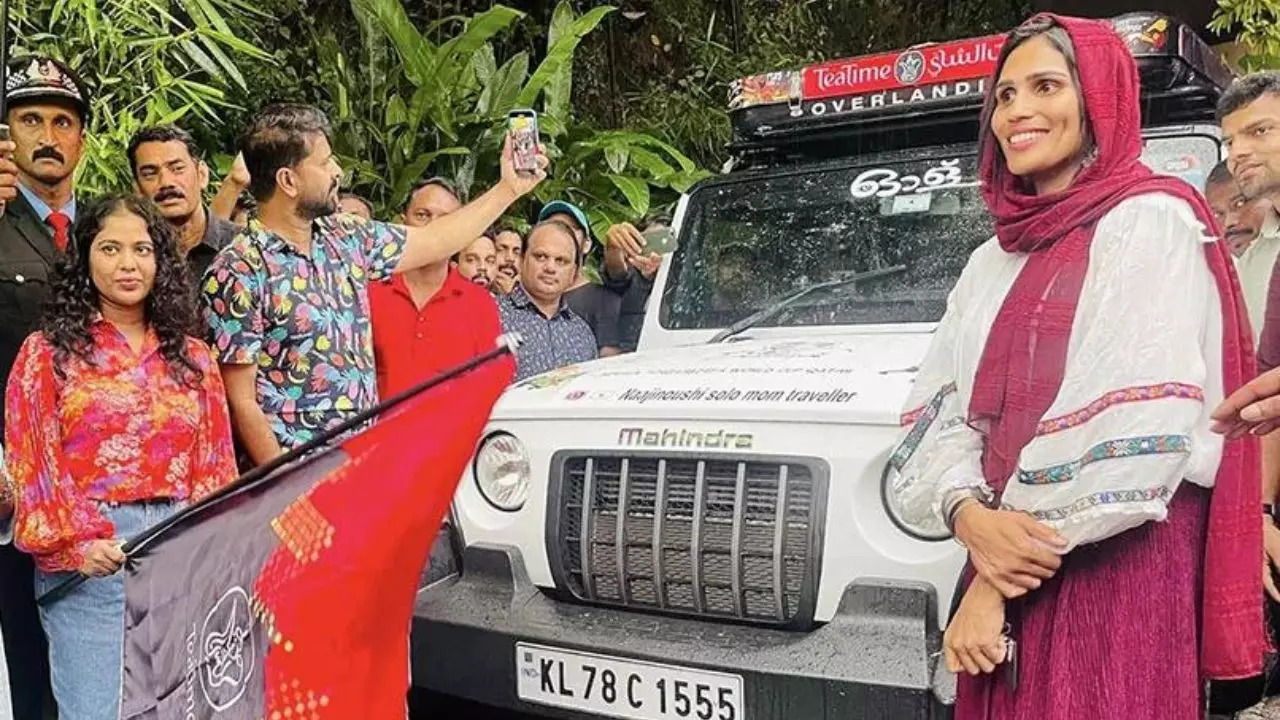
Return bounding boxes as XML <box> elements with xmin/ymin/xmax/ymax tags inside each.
<box><xmin>498</xmin><ymin>219</ymin><xmax>597</xmax><ymax>381</ymax></box>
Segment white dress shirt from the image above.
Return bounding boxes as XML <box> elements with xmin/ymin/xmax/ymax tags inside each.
<box><xmin>1233</xmin><ymin>211</ymin><xmax>1280</xmax><ymax>343</ymax></box>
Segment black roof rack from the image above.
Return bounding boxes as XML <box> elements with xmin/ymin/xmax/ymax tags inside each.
<box><xmin>727</xmin><ymin>12</ymin><xmax>1233</xmax><ymax>166</ymax></box>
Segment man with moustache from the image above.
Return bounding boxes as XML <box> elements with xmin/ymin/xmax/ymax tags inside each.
<box><xmin>203</xmin><ymin>104</ymin><xmax>544</xmax><ymax>461</ymax></box>
<box><xmin>452</xmin><ymin>234</ymin><xmax>497</xmax><ymax>289</ymax></box>
<box><xmin>128</xmin><ymin>125</ymin><xmax>239</xmax><ymax>283</ymax></box>
<box><xmin>491</xmin><ymin>226</ymin><xmax>522</xmax><ymax>295</ymax></box>
<box><xmin>0</xmin><ymin>55</ymin><xmax>88</xmax><ymax>720</ymax></box>
<box><xmin>1204</xmin><ymin>161</ymin><xmax>1277</xmax><ymax>344</ymax></box>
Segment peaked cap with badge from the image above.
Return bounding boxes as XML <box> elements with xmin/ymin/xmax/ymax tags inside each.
<box><xmin>5</xmin><ymin>56</ymin><xmax>91</xmax><ymax>121</ymax></box>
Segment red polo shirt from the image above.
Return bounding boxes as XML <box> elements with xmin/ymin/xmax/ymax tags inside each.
<box><xmin>369</xmin><ymin>269</ymin><xmax>503</xmax><ymax>397</ymax></box>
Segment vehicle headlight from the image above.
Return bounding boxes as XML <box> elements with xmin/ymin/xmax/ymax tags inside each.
<box><xmin>880</xmin><ymin>461</ymin><xmax>950</xmax><ymax>541</ymax></box>
<box><xmin>474</xmin><ymin>432</ymin><xmax>530</xmax><ymax>511</ymax></box>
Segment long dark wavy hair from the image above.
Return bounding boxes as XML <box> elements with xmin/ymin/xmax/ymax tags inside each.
<box><xmin>42</xmin><ymin>193</ymin><xmax>203</xmax><ymax>388</ymax></box>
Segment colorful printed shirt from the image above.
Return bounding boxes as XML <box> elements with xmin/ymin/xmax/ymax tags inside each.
<box><xmin>3</xmin><ymin>322</ymin><xmax>238</xmax><ymax>572</ymax></box>
<box><xmin>497</xmin><ymin>285</ymin><xmax>597</xmax><ymax>382</ymax></box>
<box><xmin>201</xmin><ymin>214</ymin><xmax>407</xmax><ymax>448</ymax></box>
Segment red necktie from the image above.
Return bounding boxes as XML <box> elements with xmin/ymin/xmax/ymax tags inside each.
<box><xmin>46</xmin><ymin>211</ymin><xmax>71</xmax><ymax>252</ymax></box>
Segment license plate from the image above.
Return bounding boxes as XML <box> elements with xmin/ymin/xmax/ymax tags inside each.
<box><xmin>515</xmin><ymin>642</ymin><xmax>744</xmax><ymax>720</ymax></box>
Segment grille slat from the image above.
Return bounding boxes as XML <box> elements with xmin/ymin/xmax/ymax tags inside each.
<box><xmin>652</xmin><ymin>459</ymin><xmax>668</xmax><ymax>608</ymax></box>
<box><xmin>615</xmin><ymin>458</ymin><xmax>631</xmax><ymax>604</ymax></box>
<box><xmin>772</xmin><ymin>465</ymin><xmax>788</xmax><ymax>619</ymax></box>
<box><xmin>690</xmin><ymin>460</ymin><xmax>707</xmax><ymax>614</ymax></box>
<box><xmin>553</xmin><ymin>452</ymin><xmax>823</xmax><ymax>626</ymax></box>
<box><xmin>579</xmin><ymin>458</ymin><xmax>596</xmax><ymax>599</ymax></box>
<box><xmin>729</xmin><ymin>462</ymin><xmax>746</xmax><ymax>617</ymax></box>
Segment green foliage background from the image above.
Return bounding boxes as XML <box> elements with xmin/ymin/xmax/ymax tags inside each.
<box><xmin>9</xmin><ymin>0</ymin><xmax>1040</xmax><ymax>221</ymax></box>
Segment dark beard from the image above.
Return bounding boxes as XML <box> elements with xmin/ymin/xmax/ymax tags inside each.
<box><xmin>297</xmin><ymin>193</ymin><xmax>337</xmax><ymax>222</ymax></box>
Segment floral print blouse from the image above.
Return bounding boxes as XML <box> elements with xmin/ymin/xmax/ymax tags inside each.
<box><xmin>3</xmin><ymin>321</ymin><xmax>238</xmax><ymax>572</ymax></box>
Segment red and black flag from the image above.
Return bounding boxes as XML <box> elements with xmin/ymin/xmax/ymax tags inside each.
<box><xmin>74</xmin><ymin>340</ymin><xmax>515</xmax><ymax>719</ymax></box>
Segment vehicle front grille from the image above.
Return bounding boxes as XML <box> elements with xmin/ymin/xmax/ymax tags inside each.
<box><xmin>548</xmin><ymin>452</ymin><xmax>826</xmax><ymax>626</ymax></box>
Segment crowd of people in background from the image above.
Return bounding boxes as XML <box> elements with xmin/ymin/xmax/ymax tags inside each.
<box><xmin>0</xmin><ymin>52</ymin><xmax>671</xmax><ymax>720</ymax></box>
<box><xmin>11</xmin><ymin>14</ymin><xmax>1280</xmax><ymax>720</ymax></box>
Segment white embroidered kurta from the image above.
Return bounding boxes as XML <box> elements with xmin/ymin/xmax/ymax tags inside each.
<box><xmin>888</xmin><ymin>193</ymin><xmax>1224</xmax><ymax>550</ymax></box>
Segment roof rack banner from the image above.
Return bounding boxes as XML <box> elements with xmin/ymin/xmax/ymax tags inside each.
<box><xmin>803</xmin><ymin>36</ymin><xmax>1004</xmax><ymax>103</ymax></box>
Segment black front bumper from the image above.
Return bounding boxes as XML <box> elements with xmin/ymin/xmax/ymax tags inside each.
<box><xmin>410</xmin><ymin>543</ymin><xmax>955</xmax><ymax>720</ymax></box>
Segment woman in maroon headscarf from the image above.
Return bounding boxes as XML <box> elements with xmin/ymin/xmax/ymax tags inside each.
<box><xmin>886</xmin><ymin>13</ymin><xmax>1267</xmax><ymax>719</ymax></box>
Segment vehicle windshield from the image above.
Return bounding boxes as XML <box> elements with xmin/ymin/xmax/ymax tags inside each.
<box><xmin>659</xmin><ymin>133</ymin><xmax>1220</xmax><ymax>330</ymax></box>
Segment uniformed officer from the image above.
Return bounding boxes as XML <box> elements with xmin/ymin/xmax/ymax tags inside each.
<box><xmin>0</xmin><ymin>54</ymin><xmax>89</xmax><ymax>720</ymax></box>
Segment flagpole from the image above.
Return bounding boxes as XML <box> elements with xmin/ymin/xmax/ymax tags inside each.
<box><xmin>37</xmin><ymin>333</ymin><xmax>524</xmax><ymax>607</ymax></box>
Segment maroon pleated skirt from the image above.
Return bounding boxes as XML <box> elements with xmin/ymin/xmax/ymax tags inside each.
<box><xmin>954</xmin><ymin>483</ymin><xmax>1210</xmax><ymax>720</ymax></box>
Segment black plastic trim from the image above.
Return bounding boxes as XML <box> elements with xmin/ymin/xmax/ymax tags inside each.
<box><xmin>543</xmin><ymin>449</ymin><xmax>830</xmax><ymax>630</ymax></box>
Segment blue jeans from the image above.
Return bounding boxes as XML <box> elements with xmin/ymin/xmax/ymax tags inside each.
<box><xmin>33</xmin><ymin>500</ymin><xmax>179</xmax><ymax>720</ymax></box>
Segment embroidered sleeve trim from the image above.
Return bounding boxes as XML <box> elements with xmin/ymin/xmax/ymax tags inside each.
<box><xmin>890</xmin><ymin>382</ymin><xmax>958</xmax><ymax>471</ymax></box>
<box><xmin>1017</xmin><ymin>434</ymin><xmax>1190</xmax><ymax>485</ymax></box>
<box><xmin>1035</xmin><ymin>383</ymin><xmax>1203</xmax><ymax>437</ymax></box>
<box><xmin>1013</xmin><ymin>485</ymin><xmax>1175</xmax><ymax>522</ymax></box>
<box><xmin>900</xmin><ymin>381</ymin><xmax>957</xmax><ymax>426</ymax></box>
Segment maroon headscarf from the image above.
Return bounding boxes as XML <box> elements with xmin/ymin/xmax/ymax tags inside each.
<box><xmin>969</xmin><ymin>13</ymin><xmax>1266</xmax><ymax>680</ymax></box>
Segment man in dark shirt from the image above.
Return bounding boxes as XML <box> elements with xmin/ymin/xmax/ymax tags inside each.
<box><xmin>498</xmin><ymin>220</ymin><xmax>597</xmax><ymax>381</ymax></box>
<box><xmin>128</xmin><ymin>125</ymin><xmax>239</xmax><ymax>283</ymax></box>
<box><xmin>0</xmin><ymin>55</ymin><xmax>89</xmax><ymax>720</ymax></box>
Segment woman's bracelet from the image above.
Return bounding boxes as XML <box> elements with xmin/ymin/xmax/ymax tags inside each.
<box><xmin>943</xmin><ymin>486</ymin><xmax>994</xmax><ymax>536</ymax></box>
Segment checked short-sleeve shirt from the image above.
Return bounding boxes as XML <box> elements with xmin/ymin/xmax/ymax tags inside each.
<box><xmin>201</xmin><ymin>213</ymin><xmax>407</xmax><ymax>448</ymax></box>
<box><xmin>498</xmin><ymin>286</ymin><xmax>597</xmax><ymax>382</ymax></box>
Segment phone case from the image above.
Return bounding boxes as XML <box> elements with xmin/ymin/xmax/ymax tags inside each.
<box><xmin>509</xmin><ymin>112</ymin><xmax>539</xmax><ymax>172</ymax></box>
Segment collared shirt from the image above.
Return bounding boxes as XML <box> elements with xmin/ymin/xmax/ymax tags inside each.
<box><xmin>498</xmin><ymin>285</ymin><xmax>597</xmax><ymax>382</ymax></box>
<box><xmin>3</xmin><ymin>321</ymin><xmax>237</xmax><ymax>572</ymax></box>
<box><xmin>1236</xmin><ymin>212</ymin><xmax>1280</xmax><ymax>344</ymax></box>
<box><xmin>186</xmin><ymin>208</ymin><xmax>239</xmax><ymax>283</ymax></box>
<box><xmin>201</xmin><ymin>213</ymin><xmax>407</xmax><ymax>448</ymax></box>
<box><xmin>17</xmin><ymin>183</ymin><xmax>75</xmax><ymax>223</ymax></box>
<box><xmin>369</xmin><ymin>268</ymin><xmax>503</xmax><ymax>397</ymax></box>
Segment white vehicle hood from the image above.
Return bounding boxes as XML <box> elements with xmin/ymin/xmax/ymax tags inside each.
<box><xmin>496</xmin><ymin>333</ymin><xmax>932</xmax><ymax>425</ymax></box>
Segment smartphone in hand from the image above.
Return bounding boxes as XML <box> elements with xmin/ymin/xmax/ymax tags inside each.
<box><xmin>507</xmin><ymin>109</ymin><xmax>540</xmax><ymax>174</ymax></box>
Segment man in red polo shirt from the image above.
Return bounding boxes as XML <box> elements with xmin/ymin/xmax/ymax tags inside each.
<box><xmin>369</xmin><ymin>178</ymin><xmax>502</xmax><ymax>397</ymax></box>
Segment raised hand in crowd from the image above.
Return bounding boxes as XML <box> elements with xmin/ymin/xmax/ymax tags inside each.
<box><xmin>1212</xmin><ymin>367</ymin><xmax>1280</xmax><ymax>438</ymax></box>
<box><xmin>605</xmin><ymin>222</ymin><xmax>646</xmax><ymax>279</ymax></box>
<box><xmin>209</xmin><ymin>151</ymin><xmax>251</xmax><ymax>222</ymax></box>
<box><xmin>0</xmin><ymin>138</ymin><xmax>18</xmax><ymax>208</ymax></box>
<box><xmin>629</xmin><ymin>251</ymin><xmax>662</xmax><ymax>280</ymax></box>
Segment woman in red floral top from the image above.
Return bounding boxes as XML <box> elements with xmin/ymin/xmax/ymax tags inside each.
<box><xmin>3</xmin><ymin>193</ymin><xmax>237</xmax><ymax>720</ymax></box>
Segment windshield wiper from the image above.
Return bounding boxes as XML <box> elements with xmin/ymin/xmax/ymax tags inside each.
<box><xmin>708</xmin><ymin>264</ymin><xmax>908</xmax><ymax>344</ymax></box>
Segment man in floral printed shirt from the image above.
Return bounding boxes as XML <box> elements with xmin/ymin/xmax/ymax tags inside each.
<box><xmin>202</xmin><ymin>104</ymin><xmax>545</xmax><ymax>464</ymax></box>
